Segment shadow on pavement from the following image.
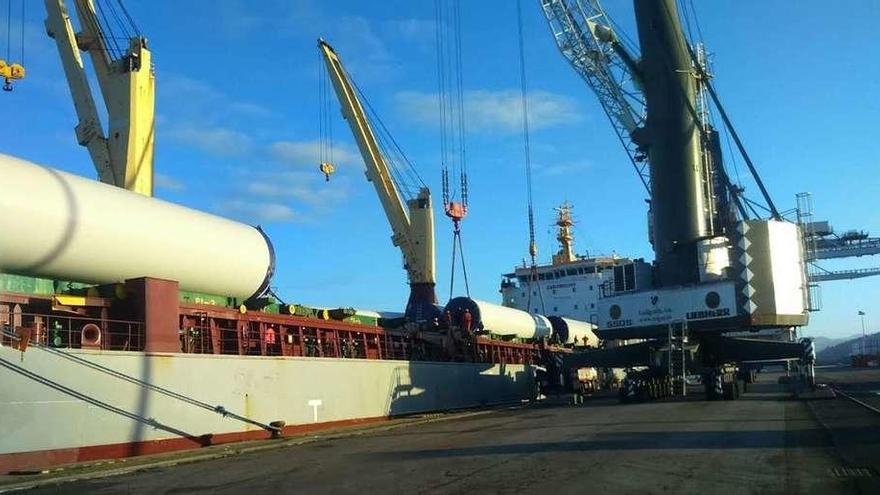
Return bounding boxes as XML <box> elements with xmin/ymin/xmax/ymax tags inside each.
<box><xmin>368</xmin><ymin>426</ymin><xmax>880</xmax><ymax>459</ymax></box>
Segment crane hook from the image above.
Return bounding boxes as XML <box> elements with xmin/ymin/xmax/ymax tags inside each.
<box><xmin>319</xmin><ymin>162</ymin><xmax>335</xmax><ymax>182</ymax></box>
<box><xmin>0</xmin><ymin>61</ymin><xmax>25</xmax><ymax>92</ymax></box>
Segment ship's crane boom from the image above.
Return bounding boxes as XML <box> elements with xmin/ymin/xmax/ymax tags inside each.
<box><xmin>44</xmin><ymin>0</ymin><xmax>154</xmax><ymax>196</ymax></box>
<box><xmin>540</xmin><ymin>0</ymin><xmax>649</xmax><ymax>193</ymax></box>
<box><xmin>318</xmin><ymin>40</ymin><xmax>438</xmax><ymax>317</ymax></box>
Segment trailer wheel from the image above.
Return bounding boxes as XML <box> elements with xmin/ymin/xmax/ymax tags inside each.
<box><xmin>722</xmin><ymin>380</ymin><xmax>738</xmax><ymax>400</ymax></box>
<box><xmin>637</xmin><ymin>382</ymin><xmax>649</xmax><ymax>402</ymax></box>
<box><xmin>704</xmin><ymin>372</ymin><xmax>723</xmax><ymax>401</ymax></box>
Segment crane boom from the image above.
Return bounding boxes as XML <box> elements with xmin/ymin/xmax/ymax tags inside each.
<box><xmin>318</xmin><ymin>40</ymin><xmax>438</xmax><ymax>316</ymax></box>
<box><xmin>44</xmin><ymin>0</ymin><xmax>155</xmax><ymax>196</ymax></box>
<box><xmin>539</xmin><ymin>0</ymin><xmax>649</xmax><ymax>194</ymax></box>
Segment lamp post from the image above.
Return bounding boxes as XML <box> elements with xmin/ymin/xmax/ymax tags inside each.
<box><xmin>858</xmin><ymin>310</ymin><xmax>867</xmax><ymax>355</ymax></box>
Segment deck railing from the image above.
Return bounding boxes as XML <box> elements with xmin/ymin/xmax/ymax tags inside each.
<box><xmin>0</xmin><ymin>312</ymin><xmax>144</xmax><ymax>351</ymax></box>
<box><xmin>0</xmin><ymin>308</ymin><xmax>538</xmax><ymax>365</ymax></box>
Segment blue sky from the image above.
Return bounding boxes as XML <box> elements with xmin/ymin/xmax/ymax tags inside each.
<box><xmin>2</xmin><ymin>1</ymin><xmax>878</xmax><ymax>338</ymax></box>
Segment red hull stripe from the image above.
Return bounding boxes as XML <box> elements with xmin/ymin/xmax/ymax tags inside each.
<box><xmin>0</xmin><ymin>415</ymin><xmax>388</xmax><ymax>474</ymax></box>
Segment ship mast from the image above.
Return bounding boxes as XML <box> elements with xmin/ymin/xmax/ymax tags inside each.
<box><xmin>552</xmin><ymin>202</ymin><xmax>577</xmax><ymax>265</ymax></box>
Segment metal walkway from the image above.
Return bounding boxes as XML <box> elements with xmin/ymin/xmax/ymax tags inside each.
<box><xmin>810</xmin><ymin>267</ymin><xmax>880</xmax><ymax>282</ymax></box>
<box><xmin>813</xmin><ymin>238</ymin><xmax>880</xmax><ymax>260</ymax></box>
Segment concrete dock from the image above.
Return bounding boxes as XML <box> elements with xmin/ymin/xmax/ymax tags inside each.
<box><xmin>7</xmin><ymin>368</ymin><xmax>880</xmax><ymax>494</ymax></box>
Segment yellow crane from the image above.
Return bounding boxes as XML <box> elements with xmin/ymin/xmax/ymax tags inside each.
<box><xmin>44</xmin><ymin>0</ymin><xmax>154</xmax><ymax>196</ymax></box>
<box><xmin>318</xmin><ymin>39</ymin><xmax>438</xmax><ymax>321</ymax></box>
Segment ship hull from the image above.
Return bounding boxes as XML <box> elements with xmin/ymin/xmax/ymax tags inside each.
<box><xmin>0</xmin><ymin>345</ymin><xmax>534</xmax><ymax>473</ymax></box>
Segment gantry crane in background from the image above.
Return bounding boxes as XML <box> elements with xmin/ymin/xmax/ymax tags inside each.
<box><xmin>318</xmin><ymin>40</ymin><xmax>438</xmax><ymax>322</ymax></box>
<box><xmin>796</xmin><ymin>192</ymin><xmax>880</xmax><ymax>289</ymax></box>
<box><xmin>44</xmin><ymin>0</ymin><xmax>154</xmax><ymax>196</ymax></box>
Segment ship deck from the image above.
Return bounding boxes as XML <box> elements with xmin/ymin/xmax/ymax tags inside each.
<box><xmin>7</xmin><ymin>367</ymin><xmax>880</xmax><ymax>494</ymax></box>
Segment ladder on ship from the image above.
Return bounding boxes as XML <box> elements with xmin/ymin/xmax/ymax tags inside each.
<box><xmin>667</xmin><ymin>321</ymin><xmax>688</xmax><ymax>396</ymax></box>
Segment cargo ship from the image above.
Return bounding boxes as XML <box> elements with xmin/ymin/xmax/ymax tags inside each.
<box><xmin>0</xmin><ymin>3</ymin><xmax>602</xmax><ymax>474</ymax></box>
<box><xmin>0</xmin><ymin>6</ymin><xmax>534</xmax><ymax>474</ymax></box>
<box><xmin>0</xmin><ymin>152</ymin><xmax>559</xmax><ymax>474</ymax></box>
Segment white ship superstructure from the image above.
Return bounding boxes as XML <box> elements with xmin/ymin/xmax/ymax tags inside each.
<box><xmin>500</xmin><ymin>203</ymin><xmax>648</xmax><ymax>324</ymax></box>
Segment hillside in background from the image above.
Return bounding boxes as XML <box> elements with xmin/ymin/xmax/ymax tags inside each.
<box><xmin>808</xmin><ymin>334</ymin><xmax>860</xmax><ymax>353</ymax></box>
<box><xmin>816</xmin><ymin>332</ymin><xmax>880</xmax><ymax>365</ymax></box>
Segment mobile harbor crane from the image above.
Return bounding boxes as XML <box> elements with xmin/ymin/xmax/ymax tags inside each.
<box><xmin>539</xmin><ymin>0</ymin><xmax>816</xmax><ymax>400</ymax></box>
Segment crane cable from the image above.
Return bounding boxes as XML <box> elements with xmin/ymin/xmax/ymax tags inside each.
<box><xmin>435</xmin><ymin>0</ymin><xmax>470</xmax><ymax>299</ymax></box>
<box><xmin>448</xmin><ymin>223</ymin><xmax>470</xmax><ymax>301</ymax></box>
<box><xmin>435</xmin><ymin>0</ymin><xmax>468</xmax><ymax>209</ymax></box>
<box><xmin>2</xmin><ymin>0</ymin><xmax>25</xmax><ymax>91</ymax></box>
<box><xmin>317</xmin><ymin>50</ymin><xmax>335</xmax><ymax>181</ymax></box>
<box><xmin>517</xmin><ymin>0</ymin><xmax>544</xmax><ymax>314</ymax></box>
<box><xmin>5</xmin><ymin>1</ymin><xmax>10</xmax><ymax>61</ymax></box>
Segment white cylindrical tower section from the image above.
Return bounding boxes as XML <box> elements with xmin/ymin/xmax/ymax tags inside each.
<box><xmin>444</xmin><ymin>297</ymin><xmax>551</xmax><ymax>340</ymax></box>
<box><xmin>548</xmin><ymin>316</ymin><xmax>599</xmax><ymax>347</ymax></box>
<box><xmin>0</xmin><ymin>154</ymin><xmax>274</xmax><ymax>300</ymax></box>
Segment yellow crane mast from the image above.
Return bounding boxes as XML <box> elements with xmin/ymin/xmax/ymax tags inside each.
<box><xmin>318</xmin><ymin>39</ymin><xmax>438</xmax><ymax>320</ymax></box>
<box><xmin>44</xmin><ymin>0</ymin><xmax>154</xmax><ymax>196</ymax></box>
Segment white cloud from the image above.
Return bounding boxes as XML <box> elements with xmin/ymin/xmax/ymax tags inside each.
<box><xmin>536</xmin><ymin>160</ymin><xmax>594</xmax><ymax>177</ymax></box>
<box><xmin>228</xmin><ymin>101</ymin><xmax>273</xmax><ymax>118</ymax></box>
<box><xmin>244</xmin><ymin>172</ymin><xmax>352</xmax><ymax>207</ymax></box>
<box><xmin>245</xmin><ymin>180</ymin><xmax>293</xmax><ymax>198</ymax></box>
<box><xmin>289</xmin><ymin>182</ymin><xmax>351</xmax><ymax>207</ymax></box>
<box><xmin>161</xmin><ymin>72</ymin><xmax>271</xmax><ymax>123</ymax></box>
<box><xmin>338</xmin><ymin>16</ymin><xmax>392</xmax><ymax>63</ymax></box>
<box><xmin>208</xmin><ymin>3</ymin><xmax>398</xmax><ymax>80</ymax></box>
<box><xmin>270</xmin><ymin>140</ymin><xmax>361</xmax><ymax>169</ymax></box>
<box><xmin>384</xmin><ymin>18</ymin><xmax>435</xmax><ymax>43</ymax></box>
<box><xmin>167</xmin><ymin>125</ymin><xmax>253</xmax><ymax>157</ymax></box>
<box><xmin>219</xmin><ymin>200</ymin><xmax>298</xmax><ymax>224</ymax></box>
<box><xmin>154</xmin><ymin>173</ymin><xmax>186</xmax><ymax>192</ymax></box>
<box><xmin>321</xmin><ymin>16</ymin><xmax>397</xmax><ymax>80</ymax></box>
<box><xmin>396</xmin><ymin>89</ymin><xmax>582</xmax><ymax>133</ymax></box>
